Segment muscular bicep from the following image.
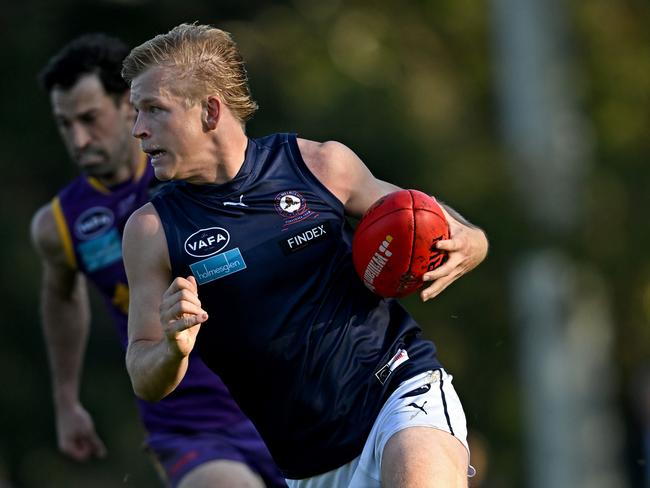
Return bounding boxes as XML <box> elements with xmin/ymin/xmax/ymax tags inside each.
<box><xmin>122</xmin><ymin>203</ymin><xmax>171</xmax><ymax>344</ymax></box>
<box><xmin>297</xmin><ymin>138</ymin><xmax>400</xmax><ymax>218</ymax></box>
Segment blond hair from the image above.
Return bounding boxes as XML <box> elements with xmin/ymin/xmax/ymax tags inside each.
<box><xmin>122</xmin><ymin>23</ymin><xmax>258</xmax><ymax>123</ymax></box>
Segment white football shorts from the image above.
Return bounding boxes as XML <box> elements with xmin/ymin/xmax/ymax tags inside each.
<box><xmin>286</xmin><ymin>369</ymin><xmax>475</xmax><ymax>488</ymax></box>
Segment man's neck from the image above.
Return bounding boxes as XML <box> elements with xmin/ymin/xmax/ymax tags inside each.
<box><xmin>185</xmin><ymin>125</ymin><xmax>249</xmax><ymax>185</ymax></box>
<box><xmin>212</xmin><ymin>129</ymin><xmax>249</xmax><ymax>183</ymax></box>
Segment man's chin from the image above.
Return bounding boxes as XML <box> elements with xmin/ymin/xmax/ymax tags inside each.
<box><xmin>153</xmin><ymin>168</ymin><xmax>173</xmax><ymax>181</ymax></box>
<box><xmin>81</xmin><ymin>164</ymin><xmax>114</xmax><ymax>179</ymax></box>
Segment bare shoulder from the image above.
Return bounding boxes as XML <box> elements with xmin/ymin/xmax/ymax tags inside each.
<box><xmin>123</xmin><ymin>202</ymin><xmax>169</xmax><ymax>270</ymax></box>
<box><xmin>30</xmin><ymin>203</ymin><xmax>63</xmax><ymax>261</ymax></box>
<box><xmin>297</xmin><ymin>139</ymin><xmax>359</xmax><ymax>180</ymax></box>
<box><xmin>296</xmin><ymin>138</ymin><xmax>366</xmax><ymax>205</ymax></box>
<box><xmin>124</xmin><ymin>202</ymin><xmax>163</xmax><ymax>238</ymax></box>
<box><xmin>123</xmin><ymin>203</ymin><xmax>165</xmax><ymax>251</ymax></box>
<box><xmin>296</xmin><ymin>137</ymin><xmax>399</xmax><ymax>217</ymax></box>
<box><xmin>297</xmin><ymin>138</ymin><xmax>353</xmax><ymax>164</ymax></box>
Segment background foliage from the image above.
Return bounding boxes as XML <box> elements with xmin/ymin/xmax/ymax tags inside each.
<box><xmin>1</xmin><ymin>0</ymin><xmax>648</xmax><ymax>486</ymax></box>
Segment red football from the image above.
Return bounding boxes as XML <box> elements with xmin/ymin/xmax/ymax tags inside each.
<box><xmin>352</xmin><ymin>189</ymin><xmax>450</xmax><ymax>298</ymax></box>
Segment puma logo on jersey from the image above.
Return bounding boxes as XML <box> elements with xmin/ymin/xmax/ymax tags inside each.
<box><xmin>223</xmin><ymin>195</ymin><xmax>247</xmax><ymax>207</ymax></box>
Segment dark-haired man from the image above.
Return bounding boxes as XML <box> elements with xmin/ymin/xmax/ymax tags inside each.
<box><xmin>31</xmin><ymin>33</ymin><xmax>285</xmax><ymax>488</ymax></box>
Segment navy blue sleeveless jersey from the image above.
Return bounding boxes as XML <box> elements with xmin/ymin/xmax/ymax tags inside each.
<box><xmin>152</xmin><ymin>133</ymin><xmax>442</xmax><ymax>478</ymax></box>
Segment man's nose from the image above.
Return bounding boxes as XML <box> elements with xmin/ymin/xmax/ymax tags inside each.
<box><xmin>70</xmin><ymin>123</ymin><xmax>92</xmax><ymax>149</ymax></box>
<box><xmin>132</xmin><ymin>112</ymin><xmax>149</xmax><ymax>139</ymax></box>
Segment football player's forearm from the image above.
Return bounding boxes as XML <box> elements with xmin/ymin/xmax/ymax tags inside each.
<box><xmin>126</xmin><ymin>338</ymin><xmax>188</xmax><ymax>402</ymax></box>
<box><xmin>41</xmin><ymin>290</ymin><xmax>90</xmax><ymax>408</ymax></box>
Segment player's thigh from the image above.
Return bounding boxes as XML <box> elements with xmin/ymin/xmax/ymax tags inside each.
<box><xmin>381</xmin><ymin>426</ymin><xmax>468</xmax><ymax>488</ymax></box>
<box><xmin>178</xmin><ymin>459</ymin><xmax>266</xmax><ymax>488</ymax></box>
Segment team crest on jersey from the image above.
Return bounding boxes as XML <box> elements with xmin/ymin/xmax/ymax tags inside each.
<box><xmin>274</xmin><ymin>191</ymin><xmax>307</xmax><ymax>217</ymax></box>
<box><xmin>74</xmin><ymin>207</ymin><xmax>114</xmax><ymax>240</ymax></box>
<box><xmin>184</xmin><ymin>227</ymin><xmax>230</xmax><ymax>258</ymax></box>
<box><xmin>274</xmin><ymin>190</ymin><xmax>319</xmax><ymax>230</ymax></box>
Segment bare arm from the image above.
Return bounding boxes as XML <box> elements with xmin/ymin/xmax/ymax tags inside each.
<box><xmin>298</xmin><ymin>138</ymin><xmax>488</xmax><ymax>300</ymax></box>
<box><xmin>30</xmin><ymin>204</ymin><xmax>106</xmax><ymax>461</ymax></box>
<box><xmin>123</xmin><ymin>203</ymin><xmax>208</xmax><ymax>402</ymax></box>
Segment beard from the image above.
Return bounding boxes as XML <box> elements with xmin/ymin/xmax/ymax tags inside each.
<box><xmin>82</xmin><ymin>163</ymin><xmax>118</xmax><ymax>179</ymax></box>
<box><xmin>77</xmin><ymin>151</ymin><xmax>119</xmax><ymax>179</ymax></box>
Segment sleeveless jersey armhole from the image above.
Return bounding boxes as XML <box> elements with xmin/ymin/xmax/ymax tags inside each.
<box><xmin>149</xmin><ymin>194</ymin><xmax>184</xmax><ymax>280</ymax></box>
<box><xmin>284</xmin><ymin>134</ymin><xmax>346</xmax><ymax>218</ymax></box>
<box><xmin>51</xmin><ymin>196</ymin><xmax>78</xmax><ymax>269</ymax></box>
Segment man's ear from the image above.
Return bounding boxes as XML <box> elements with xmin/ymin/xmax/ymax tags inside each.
<box><xmin>203</xmin><ymin>96</ymin><xmax>221</xmax><ymax>131</ymax></box>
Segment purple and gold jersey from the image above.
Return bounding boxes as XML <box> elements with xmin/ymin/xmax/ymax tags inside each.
<box><xmin>52</xmin><ymin>155</ymin><xmax>251</xmax><ymax>435</ymax></box>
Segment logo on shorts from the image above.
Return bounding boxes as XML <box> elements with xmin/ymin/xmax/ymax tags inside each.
<box><xmin>74</xmin><ymin>207</ymin><xmax>114</xmax><ymax>240</ymax></box>
<box><xmin>408</xmin><ymin>401</ymin><xmax>428</xmax><ymax>419</ymax></box>
<box><xmin>184</xmin><ymin>227</ymin><xmax>230</xmax><ymax>258</ymax></box>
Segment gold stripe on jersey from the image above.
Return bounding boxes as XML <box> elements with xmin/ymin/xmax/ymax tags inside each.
<box><xmin>51</xmin><ymin>197</ymin><xmax>78</xmax><ymax>269</ymax></box>
<box><xmin>112</xmin><ymin>282</ymin><xmax>130</xmax><ymax>315</ymax></box>
<box><xmin>86</xmin><ymin>176</ymin><xmax>111</xmax><ymax>194</ymax></box>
